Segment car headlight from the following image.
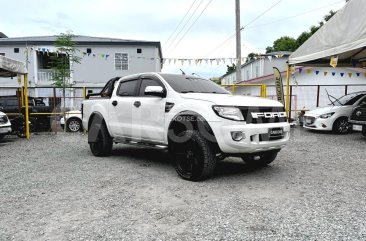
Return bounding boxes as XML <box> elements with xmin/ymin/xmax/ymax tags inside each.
<box><xmin>319</xmin><ymin>112</ymin><xmax>335</xmax><ymax>119</ymax></box>
<box><xmin>212</xmin><ymin>106</ymin><xmax>244</xmax><ymax>121</ymax></box>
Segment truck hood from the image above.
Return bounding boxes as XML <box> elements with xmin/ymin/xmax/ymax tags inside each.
<box><xmin>180</xmin><ymin>93</ymin><xmax>284</xmax><ymax>107</ymax></box>
<box><xmin>305</xmin><ymin>105</ymin><xmax>343</xmax><ymax>116</ymax></box>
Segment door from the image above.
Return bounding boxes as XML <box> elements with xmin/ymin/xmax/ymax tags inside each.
<box><xmin>108</xmin><ymin>78</ymin><xmax>139</xmax><ymax>138</ymax></box>
<box><xmin>131</xmin><ymin>76</ymin><xmax>167</xmax><ymax>142</ymax></box>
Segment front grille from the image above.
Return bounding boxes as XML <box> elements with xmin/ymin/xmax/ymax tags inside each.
<box><xmin>0</xmin><ymin>115</ymin><xmax>8</xmax><ymax>124</ymax></box>
<box><xmin>350</xmin><ymin>107</ymin><xmax>366</xmax><ymax>121</ymax></box>
<box><xmin>239</xmin><ymin>106</ymin><xmax>287</xmax><ymax>124</ymax></box>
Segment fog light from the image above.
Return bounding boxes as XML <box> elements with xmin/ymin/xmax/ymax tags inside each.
<box><xmin>231</xmin><ymin>131</ymin><xmax>245</xmax><ymax>141</ymax></box>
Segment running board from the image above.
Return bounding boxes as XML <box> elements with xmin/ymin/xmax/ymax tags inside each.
<box><xmin>114</xmin><ymin>137</ymin><xmax>168</xmax><ymax>149</ymax></box>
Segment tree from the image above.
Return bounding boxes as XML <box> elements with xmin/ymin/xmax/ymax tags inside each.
<box><xmin>226</xmin><ymin>63</ymin><xmax>236</xmax><ymax>74</ymax></box>
<box><xmin>246</xmin><ymin>52</ymin><xmax>259</xmax><ymax>63</ymax></box>
<box><xmin>266</xmin><ymin>10</ymin><xmax>337</xmax><ymax>53</ymax></box>
<box><xmin>50</xmin><ymin>31</ymin><xmax>81</xmax><ymax>119</ymax></box>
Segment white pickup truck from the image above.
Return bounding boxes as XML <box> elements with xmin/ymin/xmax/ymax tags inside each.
<box><xmin>82</xmin><ymin>73</ymin><xmax>290</xmax><ymax>181</ymax></box>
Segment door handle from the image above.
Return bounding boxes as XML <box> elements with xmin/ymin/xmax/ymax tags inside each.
<box><xmin>133</xmin><ymin>101</ymin><xmax>141</xmax><ymax>108</ymax></box>
<box><xmin>112</xmin><ymin>100</ymin><xmax>118</xmax><ymax>106</ymax></box>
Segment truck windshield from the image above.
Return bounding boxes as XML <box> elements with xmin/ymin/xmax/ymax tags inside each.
<box><xmin>160</xmin><ymin>74</ymin><xmax>229</xmax><ymax>94</ymax></box>
<box><xmin>333</xmin><ymin>93</ymin><xmax>366</xmax><ymax>106</ymax></box>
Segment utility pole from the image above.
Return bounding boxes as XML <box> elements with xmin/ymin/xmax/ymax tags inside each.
<box><xmin>235</xmin><ymin>0</ymin><xmax>242</xmax><ymax>83</ymax></box>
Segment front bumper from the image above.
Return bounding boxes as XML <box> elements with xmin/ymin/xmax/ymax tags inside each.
<box><xmin>0</xmin><ymin>125</ymin><xmax>12</xmax><ymax>134</ymax></box>
<box><xmin>303</xmin><ymin>115</ymin><xmax>333</xmax><ymax>131</ymax></box>
<box><xmin>211</xmin><ymin>121</ymin><xmax>290</xmax><ymax>154</ymax></box>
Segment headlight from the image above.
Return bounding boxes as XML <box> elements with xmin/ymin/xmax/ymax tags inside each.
<box><xmin>319</xmin><ymin>112</ymin><xmax>335</xmax><ymax>119</ymax></box>
<box><xmin>212</xmin><ymin>106</ymin><xmax>244</xmax><ymax>121</ymax></box>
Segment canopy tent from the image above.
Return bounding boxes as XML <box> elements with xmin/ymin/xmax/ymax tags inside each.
<box><xmin>284</xmin><ymin>0</ymin><xmax>366</xmax><ymax>117</ymax></box>
<box><xmin>288</xmin><ymin>0</ymin><xmax>366</xmax><ymax>67</ymax></box>
<box><xmin>0</xmin><ymin>55</ymin><xmax>30</xmax><ymax>139</ymax></box>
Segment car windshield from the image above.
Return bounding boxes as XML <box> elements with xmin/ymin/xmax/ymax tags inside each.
<box><xmin>333</xmin><ymin>93</ymin><xmax>366</xmax><ymax>106</ymax></box>
<box><xmin>160</xmin><ymin>74</ymin><xmax>229</xmax><ymax>94</ymax></box>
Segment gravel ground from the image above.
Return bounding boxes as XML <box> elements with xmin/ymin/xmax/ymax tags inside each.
<box><xmin>0</xmin><ymin>128</ymin><xmax>365</xmax><ymax>241</ymax></box>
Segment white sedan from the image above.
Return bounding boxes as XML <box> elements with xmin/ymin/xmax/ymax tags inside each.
<box><xmin>0</xmin><ymin>111</ymin><xmax>12</xmax><ymax>141</ymax></box>
<box><xmin>60</xmin><ymin>110</ymin><xmax>83</xmax><ymax>132</ymax></box>
<box><xmin>303</xmin><ymin>91</ymin><xmax>366</xmax><ymax>134</ymax></box>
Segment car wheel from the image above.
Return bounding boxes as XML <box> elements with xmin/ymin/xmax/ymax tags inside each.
<box><xmin>171</xmin><ymin>130</ymin><xmax>217</xmax><ymax>181</ymax></box>
<box><xmin>332</xmin><ymin>117</ymin><xmax>350</xmax><ymax>134</ymax></box>
<box><xmin>241</xmin><ymin>150</ymin><xmax>278</xmax><ymax>168</ymax></box>
<box><xmin>89</xmin><ymin>123</ymin><xmax>113</xmax><ymax>157</ymax></box>
<box><xmin>66</xmin><ymin>118</ymin><xmax>82</xmax><ymax>132</ymax></box>
<box><xmin>362</xmin><ymin>125</ymin><xmax>366</xmax><ymax>137</ymax></box>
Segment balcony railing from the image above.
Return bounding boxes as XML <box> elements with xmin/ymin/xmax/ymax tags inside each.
<box><xmin>37</xmin><ymin>69</ymin><xmax>71</xmax><ymax>86</ymax></box>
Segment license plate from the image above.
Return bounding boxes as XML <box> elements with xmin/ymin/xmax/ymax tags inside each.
<box><xmin>353</xmin><ymin>124</ymin><xmax>363</xmax><ymax>132</ymax></box>
<box><xmin>0</xmin><ymin>127</ymin><xmax>11</xmax><ymax>133</ymax></box>
<box><xmin>269</xmin><ymin>128</ymin><xmax>283</xmax><ymax>136</ymax></box>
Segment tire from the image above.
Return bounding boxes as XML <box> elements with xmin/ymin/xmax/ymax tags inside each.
<box><xmin>170</xmin><ymin>130</ymin><xmax>217</xmax><ymax>181</ymax></box>
<box><xmin>0</xmin><ymin>134</ymin><xmax>5</xmax><ymax>141</ymax></box>
<box><xmin>241</xmin><ymin>150</ymin><xmax>278</xmax><ymax>168</ymax></box>
<box><xmin>89</xmin><ymin>123</ymin><xmax>113</xmax><ymax>157</ymax></box>
<box><xmin>332</xmin><ymin>117</ymin><xmax>350</xmax><ymax>134</ymax></box>
<box><xmin>362</xmin><ymin>125</ymin><xmax>366</xmax><ymax>137</ymax></box>
<box><xmin>66</xmin><ymin>118</ymin><xmax>82</xmax><ymax>132</ymax></box>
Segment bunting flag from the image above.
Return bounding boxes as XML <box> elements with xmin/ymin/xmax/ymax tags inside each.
<box><xmin>364</xmin><ymin>73</ymin><xmax>366</xmax><ymax>78</ymax></box>
<box><xmin>357</xmin><ymin>73</ymin><xmax>361</xmax><ymax>77</ymax></box>
<box><xmin>332</xmin><ymin>72</ymin><xmax>336</xmax><ymax>76</ymax></box>
<box><xmin>340</xmin><ymin>73</ymin><xmax>344</xmax><ymax>77</ymax></box>
<box><xmin>299</xmin><ymin>67</ymin><xmax>303</xmax><ymax>74</ymax></box>
<box><xmin>324</xmin><ymin>72</ymin><xmax>328</xmax><ymax>76</ymax></box>
<box><xmin>307</xmin><ymin>69</ymin><xmax>312</xmax><ymax>74</ymax></box>
<box><xmin>315</xmin><ymin>70</ymin><xmax>320</xmax><ymax>75</ymax></box>
<box><xmin>106</xmin><ymin>54</ymin><xmax>110</xmax><ymax>59</ymax></box>
<box><xmin>348</xmin><ymin>73</ymin><xmax>352</xmax><ymax>78</ymax></box>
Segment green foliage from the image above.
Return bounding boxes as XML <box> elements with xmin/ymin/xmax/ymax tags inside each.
<box><xmin>265</xmin><ymin>10</ymin><xmax>337</xmax><ymax>53</ymax></box>
<box><xmin>50</xmin><ymin>31</ymin><xmax>81</xmax><ymax>87</ymax></box>
<box><xmin>246</xmin><ymin>52</ymin><xmax>259</xmax><ymax>63</ymax></box>
<box><xmin>226</xmin><ymin>63</ymin><xmax>236</xmax><ymax>74</ymax></box>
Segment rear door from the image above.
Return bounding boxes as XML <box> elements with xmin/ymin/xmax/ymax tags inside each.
<box><xmin>131</xmin><ymin>75</ymin><xmax>167</xmax><ymax>142</ymax></box>
<box><xmin>108</xmin><ymin>78</ymin><xmax>139</xmax><ymax>138</ymax></box>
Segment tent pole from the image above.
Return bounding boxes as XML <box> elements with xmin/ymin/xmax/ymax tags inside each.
<box><xmin>24</xmin><ymin>74</ymin><xmax>30</xmax><ymax>140</ymax></box>
<box><xmin>285</xmin><ymin>64</ymin><xmax>290</xmax><ymax>122</ymax></box>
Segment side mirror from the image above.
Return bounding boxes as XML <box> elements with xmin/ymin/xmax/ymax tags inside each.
<box><xmin>144</xmin><ymin>86</ymin><xmax>166</xmax><ymax>98</ymax></box>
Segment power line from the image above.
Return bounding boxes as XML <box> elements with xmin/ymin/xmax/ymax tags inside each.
<box><xmin>245</xmin><ymin>0</ymin><xmax>344</xmax><ymax>29</ymax></box>
<box><xmin>167</xmin><ymin>0</ymin><xmax>213</xmax><ymax>55</ymax></box>
<box><xmin>165</xmin><ymin>0</ymin><xmax>205</xmax><ymax>52</ymax></box>
<box><xmin>164</xmin><ymin>0</ymin><xmax>198</xmax><ymax>46</ymax></box>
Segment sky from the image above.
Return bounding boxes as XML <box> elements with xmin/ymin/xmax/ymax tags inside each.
<box><xmin>0</xmin><ymin>0</ymin><xmax>346</xmax><ymax>78</ymax></box>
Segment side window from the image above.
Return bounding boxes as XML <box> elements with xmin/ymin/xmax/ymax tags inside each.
<box><xmin>6</xmin><ymin>99</ymin><xmax>19</xmax><ymax>106</ymax></box>
<box><xmin>138</xmin><ymin>78</ymin><xmax>163</xmax><ymax>96</ymax></box>
<box><xmin>117</xmin><ymin>79</ymin><xmax>138</xmax><ymax>97</ymax></box>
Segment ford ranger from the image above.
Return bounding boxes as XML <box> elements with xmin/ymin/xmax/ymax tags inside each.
<box><xmin>82</xmin><ymin>73</ymin><xmax>290</xmax><ymax>181</ymax></box>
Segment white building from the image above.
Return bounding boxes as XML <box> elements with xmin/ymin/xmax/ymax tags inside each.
<box><xmin>0</xmin><ymin>35</ymin><xmax>162</xmax><ymax>87</ymax></box>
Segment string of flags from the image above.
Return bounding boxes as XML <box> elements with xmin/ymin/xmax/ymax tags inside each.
<box><xmin>28</xmin><ymin>47</ymin><xmax>286</xmax><ymax>65</ymax></box>
<box><xmin>296</xmin><ymin>67</ymin><xmax>366</xmax><ymax>78</ymax></box>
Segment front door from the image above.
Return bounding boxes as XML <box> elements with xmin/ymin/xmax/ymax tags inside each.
<box><xmin>131</xmin><ymin>76</ymin><xmax>166</xmax><ymax>143</ymax></box>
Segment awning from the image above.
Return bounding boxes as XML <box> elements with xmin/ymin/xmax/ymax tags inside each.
<box><xmin>288</xmin><ymin>0</ymin><xmax>366</xmax><ymax>67</ymax></box>
<box><xmin>0</xmin><ymin>55</ymin><xmax>27</xmax><ymax>77</ymax></box>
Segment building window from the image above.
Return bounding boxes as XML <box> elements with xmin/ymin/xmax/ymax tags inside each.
<box><xmin>137</xmin><ymin>48</ymin><xmax>142</xmax><ymax>54</ymax></box>
<box><xmin>0</xmin><ymin>53</ymin><xmax>5</xmax><ymax>56</ymax></box>
<box><xmin>14</xmin><ymin>48</ymin><xmax>19</xmax><ymax>53</ymax></box>
<box><xmin>86</xmin><ymin>48</ymin><xmax>92</xmax><ymax>54</ymax></box>
<box><xmin>115</xmin><ymin>53</ymin><xmax>129</xmax><ymax>70</ymax></box>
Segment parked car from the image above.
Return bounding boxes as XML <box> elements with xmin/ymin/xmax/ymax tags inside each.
<box><xmin>349</xmin><ymin>98</ymin><xmax>366</xmax><ymax>137</ymax></box>
<box><xmin>60</xmin><ymin>110</ymin><xmax>83</xmax><ymax>132</ymax></box>
<box><xmin>303</xmin><ymin>91</ymin><xmax>366</xmax><ymax>134</ymax></box>
<box><xmin>0</xmin><ymin>109</ymin><xmax>12</xmax><ymax>141</ymax></box>
<box><xmin>0</xmin><ymin>95</ymin><xmax>52</xmax><ymax>132</ymax></box>
<box><xmin>82</xmin><ymin>73</ymin><xmax>290</xmax><ymax>181</ymax></box>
